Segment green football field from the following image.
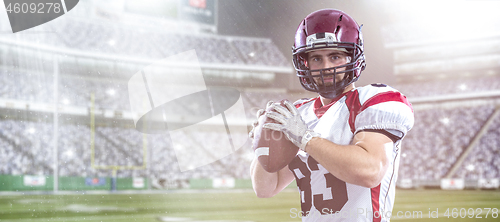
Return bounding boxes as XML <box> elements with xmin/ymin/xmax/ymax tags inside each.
<box><xmin>0</xmin><ymin>189</ymin><xmax>499</xmax><ymax>221</ymax></box>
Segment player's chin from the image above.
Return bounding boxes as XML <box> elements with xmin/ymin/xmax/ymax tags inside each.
<box><xmin>315</xmin><ymin>84</ymin><xmax>334</xmax><ymax>88</ymax></box>
<box><xmin>316</xmin><ymin>81</ymin><xmax>335</xmax><ymax>87</ymax></box>
<box><xmin>314</xmin><ymin>78</ymin><xmax>334</xmax><ymax>85</ymax></box>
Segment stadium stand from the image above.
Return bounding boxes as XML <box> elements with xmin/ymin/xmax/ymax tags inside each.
<box><xmin>0</xmin><ymin>17</ymin><xmax>285</xmax><ymax>66</ymax></box>
<box><xmin>1</xmin><ymin>8</ymin><xmax>499</xmax><ymax>190</ymax></box>
<box><xmin>231</xmin><ymin>39</ymin><xmax>289</xmax><ymax>67</ymax></box>
<box><xmin>399</xmin><ymin>104</ymin><xmax>496</xmax><ymax>180</ymax></box>
<box><xmin>0</xmin><ymin>117</ymin><xmax>254</xmax><ymax>180</ymax></box>
<box><xmin>2</xmin><ymin>84</ymin><xmax>499</xmax><ymax>182</ymax></box>
<box><xmin>453</xmin><ymin>108</ymin><xmax>500</xmax><ymax>180</ymax></box>
<box><xmin>2</xmin><ymin>64</ymin><xmax>500</xmax><ymax>181</ymax></box>
<box><xmin>394</xmin><ymin>75</ymin><xmax>500</xmax><ymax>98</ymax></box>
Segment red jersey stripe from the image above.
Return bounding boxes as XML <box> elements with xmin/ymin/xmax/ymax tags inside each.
<box><xmin>313</xmin><ymin>91</ymin><xmax>350</xmax><ymax>119</ymax></box>
<box><xmin>361</xmin><ymin>91</ymin><xmax>413</xmax><ymax>113</ymax></box>
<box><xmin>295</xmin><ymin>97</ymin><xmax>316</xmax><ymax>109</ymax></box>
<box><xmin>371</xmin><ymin>184</ymin><xmax>381</xmax><ymax>222</ymax></box>
<box><xmin>345</xmin><ymin>90</ymin><xmax>361</xmax><ymax>133</ymax></box>
<box><xmin>347</xmin><ymin>91</ymin><xmax>412</xmax><ymax>133</ymax></box>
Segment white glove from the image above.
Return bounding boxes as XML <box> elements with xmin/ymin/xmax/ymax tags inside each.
<box><xmin>263</xmin><ymin>100</ymin><xmax>320</xmax><ymax>152</ymax></box>
<box><xmin>248</xmin><ymin>101</ymin><xmax>273</xmax><ymax>139</ymax></box>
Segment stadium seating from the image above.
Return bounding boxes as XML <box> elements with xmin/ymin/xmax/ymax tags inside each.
<box><xmin>0</xmin><ymin>17</ymin><xmax>287</xmax><ymax>66</ymax></box>
<box><xmin>2</xmin><ymin>62</ymin><xmax>500</xmax><ymax>181</ymax></box>
<box><xmin>1</xmin><ymin>12</ymin><xmax>499</xmax><ymax>185</ymax></box>
<box><xmin>398</xmin><ymin>105</ymin><xmax>496</xmax><ymax>180</ymax></box>
<box><xmin>453</xmin><ymin>110</ymin><xmax>500</xmax><ymax>179</ymax></box>
<box><xmin>2</xmin><ymin>100</ymin><xmax>498</xmax><ymax>181</ymax></box>
<box><xmin>394</xmin><ymin>75</ymin><xmax>500</xmax><ymax>98</ymax></box>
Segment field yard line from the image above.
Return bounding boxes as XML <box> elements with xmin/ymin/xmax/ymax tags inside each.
<box><xmin>395</xmin><ymin>199</ymin><xmax>500</xmax><ymax>209</ymax></box>
<box><xmin>0</xmin><ymin>214</ymin><xmax>259</xmax><ymax>222</ymax></box>
<box><xmin>157</xmin><ymin>217</ymin><xmax>255</xmax><ymax>222</ymax></box>
<box><xmin>0</xmin><ymin>213</ymin><xmax>170</xmax><ymax>222</ymax></box>
<box><xmin>0</xmin><ymin>188</ymin><xmax>296</xmax><ymax>196</ymax></box>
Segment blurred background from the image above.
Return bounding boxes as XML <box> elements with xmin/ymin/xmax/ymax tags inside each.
<box><xmin>0</xmin><ymin>0</ymin><xmax>499</xmax><ymax>221</ymax></box>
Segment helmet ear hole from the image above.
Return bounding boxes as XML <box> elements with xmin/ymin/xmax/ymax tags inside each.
<box><xmin>299</xmin><ymin>53</ymin><xmax>308</xmax><ymax>68</ymax></box>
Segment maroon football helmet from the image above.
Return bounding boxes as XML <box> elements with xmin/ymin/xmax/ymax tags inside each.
<box><xmin>292</xmin><ymin>9</ymin><xmax>366</xmax><ymax>99</ymax></box>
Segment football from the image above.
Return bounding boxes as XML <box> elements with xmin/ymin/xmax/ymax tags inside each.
<box><xmin>252</xmin><ymin>101</ymin><xmax>299</xmax><ymax>173</ymax></box>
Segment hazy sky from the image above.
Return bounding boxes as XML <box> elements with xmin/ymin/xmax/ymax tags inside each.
<box><xmin>217</xmin><ymin>0</ymin><xmax>394</xmax><ymax>85</ymax></box>
<box><xmin>217</xmin><ymin>0</ymin><xmax>500</xmax><ymax>86</ymax></box>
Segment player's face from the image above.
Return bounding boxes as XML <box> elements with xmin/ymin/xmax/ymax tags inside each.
<box><xmin>306</xmin><ymin>49</ymin><xmax>350</xmax><ymax>87</ymax></box>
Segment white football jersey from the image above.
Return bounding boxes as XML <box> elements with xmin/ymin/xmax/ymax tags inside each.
<box><xmin>288</xmin><ymin>84</ymin><xmax>414</xmax><ymax>222</ymax></box>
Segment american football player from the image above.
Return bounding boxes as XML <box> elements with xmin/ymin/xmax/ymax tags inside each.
<box><xmin>250</xmin><ymin>9</ymin><xmax>414</xmax><ymax>221</ymax></box>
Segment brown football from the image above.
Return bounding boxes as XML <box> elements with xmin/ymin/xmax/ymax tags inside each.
<box><xmin>252</xmin><ymin>100</ymin><xmax>299</xmax><ymax>173</ymax></box>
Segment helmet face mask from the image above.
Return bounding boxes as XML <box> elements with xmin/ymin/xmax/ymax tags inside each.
<box><xmin>292</xmin><ymin>9</ymin><xmax>366</xmax><ymax>99</ymax></box>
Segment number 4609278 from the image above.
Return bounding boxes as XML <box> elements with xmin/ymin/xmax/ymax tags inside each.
<box><xmin>6</xmin><ymin>3</ymin><xmax>62</xmax><ymax>14</ymax></box>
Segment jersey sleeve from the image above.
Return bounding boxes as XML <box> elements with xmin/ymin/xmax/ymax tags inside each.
<box><xmin>353</xmin><ymin>84</ymin><xmax>414</xmax><ymax>138</ymax></box>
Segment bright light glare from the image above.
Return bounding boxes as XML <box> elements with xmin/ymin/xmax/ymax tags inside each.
<box><xmin>245</xmin><ymin>151</ymin><xmax>254</xmax><ymax>161</ymax></box>
<box><xmin>466</xmin><ymin>164</ymin><xmax>475</xmax><ymax>172</ymax></box>
<box><xmin>440</xmin><ymin>117</ymin><xmax>450</xmax><ymax>125</ymax></box>
<box><xmin>458</xmin><ymin>84</ymin><xmax>467</xmax><ymax>91</ymax></box>
<box><xmin>107</xmin><ymin>89</ymin><xmax>116</xmax><ymax>96</ymax></box>
<box><xmin>65</xmin><ymin>150</ymin><xmax>74</xmax><ymax>158</ymax></box>
<box><xmin>388</xmin><ymin>0</ymin><xmax>500</xmax><ymax>42</ymax></box>
<box><xmin>27</xmin><ymin>128</ymin><xmax>35</xmax><ymax>134</ymax></box>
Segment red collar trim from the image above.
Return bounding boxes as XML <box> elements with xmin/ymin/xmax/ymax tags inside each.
<box><xmin>313</xmin><ymin>91</ymin><xmax>351</xmax><ymax>118</ymax></box>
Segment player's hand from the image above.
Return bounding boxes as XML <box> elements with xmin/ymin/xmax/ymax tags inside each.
<box><xmin>262</xmin><ymin>100</ymin><xmax>320</xmax><ymax>151</ymax></box>
<box><xmin>248</xmin><ymin>101</ymin><xmax>273</xmax><ymax>139</ymax></box>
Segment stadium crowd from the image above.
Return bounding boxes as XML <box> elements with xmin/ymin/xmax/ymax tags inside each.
<box><xmin>0</xmin><ymin>119</ymin><xmax>252</xmax><ymax>181</ymax></box>
<box><xmin>398</xmin><ymin>105</ymin><xmax>497</xmax><ymax>180</ymax></box>
<box><xmin>0</xmin><ymin>10</ymin><xmax>499</xmax><ymax>185</ymax></box>
<box><xmin>453</xmin><ymin>111</ymin><xmax>500</xmax><ymax>180</ymax></box>
<box><xmin>0</xmin><ymin>17</ymin><xmax>288</xmax><ymax>67</ymax></box>
<box><xmin>0</xmin><ymin>91</ymin><xmax>499</xmax><ymax>182</ymax></box>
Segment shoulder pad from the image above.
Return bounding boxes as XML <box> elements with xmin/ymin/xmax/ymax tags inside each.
<box><xmin>356</xmin><ymin>84</ymin><xmax>400</xmax><ymax>105</ymax></box>
<box><xmin>353</xmin><ymin>84</ymin><xmax>414</xmax><ymax>137</ymax></box>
